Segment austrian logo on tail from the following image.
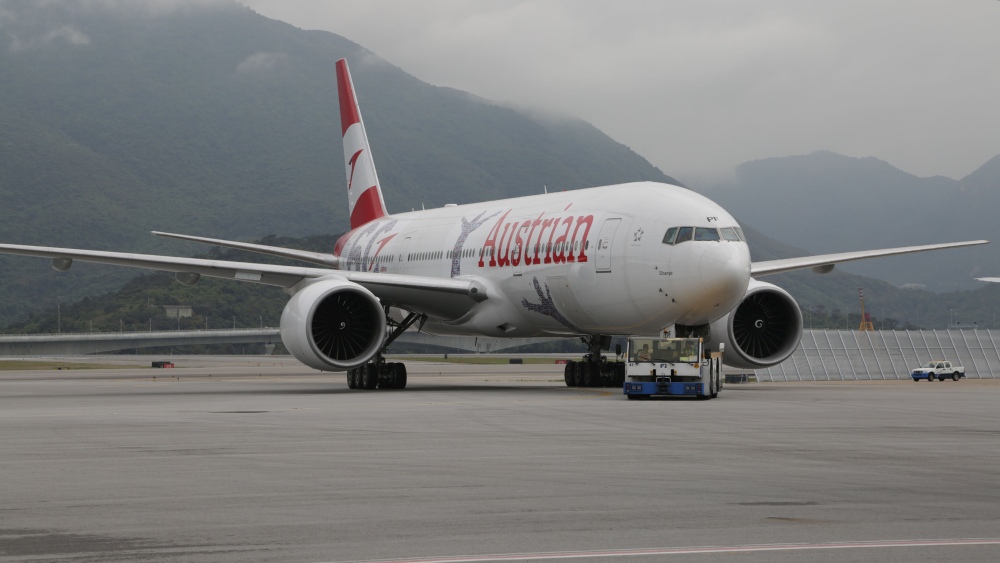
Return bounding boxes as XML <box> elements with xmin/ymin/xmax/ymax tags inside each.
<box><xmin>348</xmin><ymin>149</ymin><xmax>363</xmax><ymax>191</ymax></box>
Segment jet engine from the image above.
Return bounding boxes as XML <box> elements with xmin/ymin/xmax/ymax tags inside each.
<box><xmin>280</xmin><ymin>277</ymin><xmax>386</xmax><ymax>371</ymax></box>
<box><xmin>706</xmin><ymin>279</ymin><xmax>803</xmax><ymax>369</ymax></box>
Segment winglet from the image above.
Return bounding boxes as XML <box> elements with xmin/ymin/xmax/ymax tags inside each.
<box><xmin>336</xmin><ymin>58</ymin><xmax>388</xmax><ymax>229</ymax></box>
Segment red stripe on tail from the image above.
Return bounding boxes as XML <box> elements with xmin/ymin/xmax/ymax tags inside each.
<box><xmin>337</xmin><ymin>60</ymin><xmax>361</xmax><ymax>136</ymax></box>
<box><xmin>350</xmin><ymin>186</ymin><xmax>386</xmax><ymax>229</ymax></box>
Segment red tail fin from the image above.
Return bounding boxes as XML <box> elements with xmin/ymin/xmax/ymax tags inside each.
<box><xmin>336</xmin><ymin>59</ymin><xmax>388</xmax><ymax>229</ymax></box>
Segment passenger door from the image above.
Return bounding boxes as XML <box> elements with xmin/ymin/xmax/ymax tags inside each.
<box><xmin>595</xmin><ymin>218</ymin><xmax>621</xmax><ymax>273</ymax></box>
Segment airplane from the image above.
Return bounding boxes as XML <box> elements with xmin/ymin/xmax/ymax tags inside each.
<box><xmin>0</xmin><ymin>59</ymin><xmax>988</xmax><ymax>390</ymax></box>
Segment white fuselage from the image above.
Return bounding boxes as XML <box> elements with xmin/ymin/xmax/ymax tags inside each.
<box><xmin>333</xmin><ymin>181</ymin><xmax>751</xmax><ymax>338</ymax></box>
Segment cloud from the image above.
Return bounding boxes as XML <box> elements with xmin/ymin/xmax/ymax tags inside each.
<box><xmin>240</xmin><ymin>0</ymin><xmax>1000</xmax><ymax>182</ymax></box>
<box><xmin>236</xmin><ymin>51</ymin><xmax>287</xmax><ymax>73</ymax></box>
<box><xmin>10</xmin><ymin>25</ymin><xmax>90</xmax><ymax>52</ymax></box>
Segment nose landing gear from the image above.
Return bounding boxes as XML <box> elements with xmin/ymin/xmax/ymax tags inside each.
<box><xmin>563</xmin><ymin>334</ymin><xmax>626</xmax><ymax>388</ymax></box>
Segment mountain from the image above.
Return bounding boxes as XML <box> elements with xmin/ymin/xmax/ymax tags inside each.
<box><xmin>703</xmin><ymin>150</ymin><xmax>998</xmax><ymax>292</ymax></box>
<box><xmin>2</xmin><ymin>1</ymin><xmax>997</xmax><ymax>332</ymax></box>
<box><xmin>0</xmin><ymin>1</ymin><xmax>676</xmax><ymax>323</ymax></box>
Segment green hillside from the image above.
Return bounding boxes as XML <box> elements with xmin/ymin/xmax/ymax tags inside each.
<box><xmin>2</xmin><ymin>234</ymin><xmax>336</xmax><ymax>336</ymax></box>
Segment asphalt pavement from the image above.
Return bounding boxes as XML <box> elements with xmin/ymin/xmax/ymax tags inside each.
<box><xmin>1</xmin><ymin>355</ymin><xmax>998</xmax><ymax>562</ymax></box>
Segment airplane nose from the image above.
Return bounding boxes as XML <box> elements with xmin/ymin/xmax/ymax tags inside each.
<box><xmin>700</xmin><ymin>243</ymin><xmax>750</xmax><ymax>309</ymax></box>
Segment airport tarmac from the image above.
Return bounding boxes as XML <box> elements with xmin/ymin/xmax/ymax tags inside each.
<box><xmin>1</xmin><ymin>355</ymin><xmax>998</xmax><ymax>562</ymax></box>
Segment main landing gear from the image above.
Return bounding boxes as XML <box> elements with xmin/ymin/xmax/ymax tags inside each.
<box><xmin>563</xmin><ymin>334</ymin><xmax>626</xmax><ymax>388</ymax></box>
<box><xmin>346</xmin><ymin>310</ymin><xmax>422</xmax><ymax>391</ymax></box>
<box><xmin>346</xmin><ymin>359</ymin><xmax>407</xmax><ymax>390</ymax></box>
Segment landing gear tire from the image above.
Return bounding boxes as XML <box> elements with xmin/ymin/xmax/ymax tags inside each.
<box><xmin>362</xmin><ymin>364</ymin><xmax>379</xmax><ymax>390</ymax></box>
<box><xmin>600</xmin><ymin>363</ymin><xmax>614</xmax><ymax>388</ymax></box>
<box><xmin>393</xmin><ymin>363</ymin><xmax>408</xmax><ymax>389</ymax></box>
<box><xmin>564</xmin><ymin>362</ymin><xmax>577</xmax><ymax>387</ymax></box>
<box><xmin>572</xmin><ymin>363</ymin><xmax>585</xmax><ymax>387</ymax></box>
<box><xmin>347</xmin><ymin>368</ymin><xmax>357</xmax><ymax>389</ymax></box>
<box><xmin>613</xmin><ymin>363</ymin><xmax>626</xmax><ymax>388</ymax></box>
<box><xmin>582</xmin><ymin>362</ymin><xmax>597</xmax><ymax>387</ymax></box>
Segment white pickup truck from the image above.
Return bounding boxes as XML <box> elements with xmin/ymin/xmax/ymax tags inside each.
<box><xmin>910</xmin><ymin>361</ymin><xmax>965</xmax><ymax>382</ymax></box>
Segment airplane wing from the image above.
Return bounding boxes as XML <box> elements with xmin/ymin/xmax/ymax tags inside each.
<box><xmin>751</xmin><ymin>240</ymin><xmax>988</xmax><ymax>277</ymax></box>
<box><xmin>975</xmin><ymin>277</ymin><xmax>1000</xmax><ymax>283</ymax></box>
<box><xmin>0</xmin><ymin>243</ymin><xmax>487</xmax><ymax>320</ymax></box>
<box><xmin>151</xmin><ymin>231</ymin><xmax>340</xmax><ymax>268</ymax></box>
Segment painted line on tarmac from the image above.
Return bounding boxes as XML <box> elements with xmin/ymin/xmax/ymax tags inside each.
<box><xmin>336</xmin><ymin>538</ymin><xmax>1000</xmax><ymax>563</ymax></box>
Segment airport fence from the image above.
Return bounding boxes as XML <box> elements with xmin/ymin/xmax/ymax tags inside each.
<box><xmin>756</xmin><ymin>329</ymin><xmax>1000</xmax><ymax>381</ymax></box>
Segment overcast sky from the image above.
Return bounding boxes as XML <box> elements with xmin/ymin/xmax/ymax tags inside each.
<box><xmin>241</xmin><ymin>0</ymin><xmax>1000</xmax><ymax>186</ymax></box>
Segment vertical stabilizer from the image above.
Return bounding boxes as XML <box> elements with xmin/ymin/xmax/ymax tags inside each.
<box><xmin>336</xmin><ymin>58</ymin><xmax>388</xmax><ymax>229</ymax></box>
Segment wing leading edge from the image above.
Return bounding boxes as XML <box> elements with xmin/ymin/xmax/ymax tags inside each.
<box><xmin>751</xmin><ymin>240</ymin><xmax>989</xmax><ymax>277</ymax></box>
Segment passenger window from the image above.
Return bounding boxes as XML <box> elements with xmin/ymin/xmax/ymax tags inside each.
<box><xmin>721</xmin><ymin>227</ymin><xmax>741</xmax><ymax>241</ymax></box>
<box><xmin>695</xmin><ymin>227</ymin><xmax>720</xmax><ymax>241</ymax></box>
<box><xmin>674</xmin><ymin>227</ymin><xmax>694</xmax><ymax>244</ymax></box>
<box><xmin>662</xmin><ymin>227</ymin><xmax>678</xmax><ymax>245</ymax></box>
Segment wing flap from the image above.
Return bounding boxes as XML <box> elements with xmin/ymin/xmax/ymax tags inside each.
<box><xmin>151</xmin><ymin>231</ymin><xmax>339</xmax><ymax>268</ymax></box>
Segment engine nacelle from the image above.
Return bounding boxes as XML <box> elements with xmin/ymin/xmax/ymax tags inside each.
<box><xmin>280</xmin><ymin>277</ymin><xmax>386</xmax><ymax>371</ymax></box>
<box><xmin>706</xmin><ymin>279</ymin><xmax>803</xmax><ymax>369</ymax></box>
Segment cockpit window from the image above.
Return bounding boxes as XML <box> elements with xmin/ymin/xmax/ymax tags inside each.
<box><xmin>666</xmin><ymin>226</ymin><xmax>737</xmax><ymax>245</ymax></box>
<box><xmin>662</xmin><ymin>227</ymin><xmax>678</xmax><ymax>245</ymax></box>
<box><xmin>734</xmin><ymin>227</ymin><xmax>746</xmax><ymax>241</ymax></box>
<box><xmin>694</xmin><ymin>227</ymin><xmax>720</xmax><ymax>241</ymax></box>
<box><xmin>720</xmin><ymin>227</ymin><xmax>741</xmax><ymax>241</ymax></box>
<box><xmin>674</xmin><ymin>227</ymin><xmax>694</xmax><ymax>244</ymax></box>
